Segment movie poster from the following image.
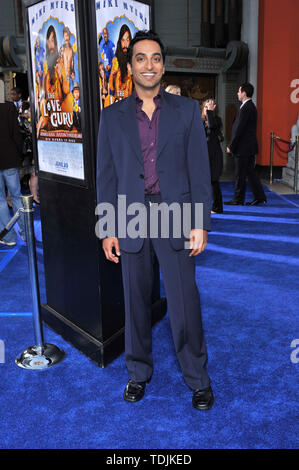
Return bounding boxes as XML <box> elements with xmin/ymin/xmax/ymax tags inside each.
<box><xmin>28</xmin><ymin>0</ymin><xmax>84</xmax><ymax>180</ymax></box>
<box><xmin>95</xmin><ymin>0</ymin><xmax>150</xmax><ymax>109</ymax></box>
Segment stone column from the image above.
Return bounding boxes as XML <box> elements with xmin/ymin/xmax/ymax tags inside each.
<box><xmin>0</xmin><ymin>79</ymin><xmax>4</xmax><ymax>103</ymax></box>
<box><xmin>201</xmin><ymin>0</ymin><xmax>211</xmax><ymax>47</ymax></box>
<box><xmin>4</xmin><ymin>71</ymin><xmax>14</xmax><ymax>101</ymax></box>
<box><xmin>241</xmin><ymin>0</ymin><xmax>259</xmax><ymax>103</ymax></box>
<box><xmin>228</xmin><ymin>0</ymin><xmax>239</xmax><ymax>41</ymax></box>
<box><xmin>215</xmin><ymin>0</ymin><xmax>225</xmax><ymax>47</ymax></box>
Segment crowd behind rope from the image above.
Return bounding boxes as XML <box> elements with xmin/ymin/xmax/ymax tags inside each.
<box><xmin>0</xmin><ymin>87</ymin><xmax>41</xmax><ymax>246</ymax></box>
<box><xmin>8</xmin><ymin>87</ymin><xmax>39</xmax><ymax>205</ymax></box>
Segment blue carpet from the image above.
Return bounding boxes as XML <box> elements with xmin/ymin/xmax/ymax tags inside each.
<box><xmin>0</xmin><ymin>183</ymin><xmax>298</xmax><ymax>449</ymax></box>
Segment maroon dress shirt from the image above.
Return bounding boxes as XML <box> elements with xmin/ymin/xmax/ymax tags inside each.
<box><xmin>134</xmin><ymin>88</ymin><xmax>162</xmax><ymax>195</ymax></box>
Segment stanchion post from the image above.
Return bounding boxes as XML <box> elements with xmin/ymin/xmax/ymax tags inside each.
<box><xmin>294</xmin><ymin>135</ymin><xmax>299</xmax><ymax>194</ymax></box>
<box><xmin>23</xmin><ymin>195</ymin><xmax>44</xmax><ymax>349</ymax></box>
<box><xmin>270</xmin><ymin>131</ymin><xmax>274</xmax><ymax>185</ymax></box>
<box><xmin>16</xmin><ymin>195</ymin><xmax>65</xmax><ymax>370</ymax></box>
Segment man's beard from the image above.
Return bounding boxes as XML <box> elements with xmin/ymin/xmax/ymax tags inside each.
<box><xmin>117</xmin><ymin>48</ymin><xmax>129</xmax><ymax>84</ymax></box>
<box><xmin>47</xmin><ymin>50</ymin><xmax>59</xmax><ymax>85</ymax></box>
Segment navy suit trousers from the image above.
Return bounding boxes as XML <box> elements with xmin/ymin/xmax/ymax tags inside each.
<box><xmin>120</xmin><ymin>196</ymin><xmax>210</xmax><ymax>391</ymax></box>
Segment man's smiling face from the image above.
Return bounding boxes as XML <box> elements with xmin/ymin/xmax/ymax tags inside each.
<box><xmin>127</xmin><ymin>39</ymin><xmax>165</xmax><ymax>91</ymax></box>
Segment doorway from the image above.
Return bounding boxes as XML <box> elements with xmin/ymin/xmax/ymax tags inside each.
<box><xmin>15</xmin><ymin>72</ymin><xmax>29</xmax><ymax>100</ymax></box>
<box><xmin>162</xmin><ymin>72</ymin><xmax>216</xmax><ymax>105</ymax></box>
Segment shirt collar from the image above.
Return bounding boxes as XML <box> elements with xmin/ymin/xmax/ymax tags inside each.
<box><xmin>14</xmin><ymin>99</ymin><xmax>22</xmax><ymax>108</ymax></box>
<box><xmin>134</xmin><ymin>86</ymin><xmax>163</xmax><ymax>111</ymax></box>
<box><xmin>240</xmin><ymin>98</ymin><xmax>251</xmax><ymax>108</ymax></box>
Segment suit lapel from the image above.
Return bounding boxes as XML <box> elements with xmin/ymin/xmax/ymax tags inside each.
<box><xmin>118</xmin><ymin>94</ymin><xmax>143</xmax><ymax>165</ymax></box>
<box><xmin>157</xmin><ymin>90</ymin><xmax>180</xmax><ymax>160</ymax></box>
<box><xmin>238</xmin><ymin>99</ymin><xmax>252</xmax><ymax>116</ymax></box>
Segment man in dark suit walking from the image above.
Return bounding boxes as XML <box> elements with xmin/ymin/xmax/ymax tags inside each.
<box><xmin>97</xmin><ymin>31</ymin><xmax>214</xmax><ymax>410</ymax></box>
<box><xmin>225</xmin><ymin>83</ymin><xmax>267</xmax><ymax>206</ymax></box>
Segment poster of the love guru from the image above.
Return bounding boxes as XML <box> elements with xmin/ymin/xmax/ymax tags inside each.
<box><xmin>95</xmin><ymin>0</ymin><xmax>150</xmax><ymax>109</ymax></box>
<box><xmin>28</xmin><ymin>0</ymin><xmax>84</xmax><ymax>180</ymax></box>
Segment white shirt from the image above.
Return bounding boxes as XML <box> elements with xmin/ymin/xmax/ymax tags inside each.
<box><xmin>240</xmin><ymin>98</ymin><xmax>251</xmax><ymax>109</ymax></box>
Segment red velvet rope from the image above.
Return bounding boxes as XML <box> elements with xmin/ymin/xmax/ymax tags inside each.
<box><xmin>275</xmin><ymin>136</ymin><xmax>291</xmax><ymax>145</ymax></box>
<box><xmin>274</xmin><ymin>139</ymin><xmax>296</xmax><ymax>155</ymax></box>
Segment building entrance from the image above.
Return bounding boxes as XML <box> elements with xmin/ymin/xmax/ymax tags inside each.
<box><xmin>162</xmin><ymin>72</ymin><xmax>216</xmax><ymax>106</ymax></box>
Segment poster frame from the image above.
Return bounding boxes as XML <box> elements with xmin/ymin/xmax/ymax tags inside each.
<box><xmin>23</xmin><ymin>0</ymin><xmax>154</xmax><ymax>188</ymax></box>
<box><xmin>22</xmin><ymin>0</ymin><xmax>92</xmax><ymax>188</ymax></box>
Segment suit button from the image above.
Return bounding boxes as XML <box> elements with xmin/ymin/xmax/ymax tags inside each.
<box><xmin>140</xmin><ymin>174</ymin><xmax>144</xmax><ymax>179</ymax></box>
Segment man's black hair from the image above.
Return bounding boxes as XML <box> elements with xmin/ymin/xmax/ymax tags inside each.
<box><xmin>128</xmin><ymin>30</ymin><xmax>166</xmax><ymax>65</ymax></box>
<box><xmin>240</xmin><ymin>83</ymin><xmax>254</xmax><ymax>98</ymax></box>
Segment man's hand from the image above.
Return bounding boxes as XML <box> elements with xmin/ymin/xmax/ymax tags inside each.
<box><xmin>189</xmin><ymin>229</ymin><xmax>208</xmax><ymax>257</ymax></box>
<box><xmin>226</xmin><ymin>147</ymin><xmax>231</xmax><ymax>153</ymax></box>
<box><xmin>102</xmin><ymin>237</ymin><xmax>121</xmax><ymax>263</ymax></box>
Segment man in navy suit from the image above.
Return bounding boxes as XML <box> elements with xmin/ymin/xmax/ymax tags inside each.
<box><xmin>225</xmin><ymin>83</ymin><xmax>267</xmax><ymax>206</ymax></box>
<box><xmin>97</xmin><ymin>31</ymin><xmax>214</xmax><ymax>410</ymax></box>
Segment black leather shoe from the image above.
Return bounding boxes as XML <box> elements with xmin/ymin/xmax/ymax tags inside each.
<box><xmin>245</xmin><ymin>199</ymin><xmax>267</xmax><ymax>206</ymax></box>
<box><xmin>123</xmin><ymin>380</ymin><xmax>147</xmax><ymax>403</ymax></box>
<box><xmin>192</xmin><ymin>386</ymin><xmax>214</xmax><ymax>411</ymax></box>
<box><xmin>224</xmin><ymin>200</ymin><xmax>244</xmax><ymax>205</ymax></box>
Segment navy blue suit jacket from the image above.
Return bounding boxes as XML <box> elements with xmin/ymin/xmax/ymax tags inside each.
<box><xmin>229</xmin><ymin>99</ymin><xmax>259</xmax><ymax>157</ymax></box>
<box><xmin>96</xmin><ymin>89</ymin><xmax>212</xmax><ymax>252</ymax></box>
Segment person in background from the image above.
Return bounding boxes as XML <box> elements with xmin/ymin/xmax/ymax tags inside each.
<box><xmin>18</xmin><ymin>100</ymin><xmax>39</xmax><ymax>205</ymax></box>
<box><xmin>165</xmin><ymin>84</ymin><xmax>181</xmax><ymax>95</ymax></box>
<box><xmin>202</xmin><ymin>98</ymin><xmax>224</xmax><ymax>214</ymax></box>
<box><xmin>10</xmin><ymin>87</ymin><xmax>23</xmax><ymax>122</ymax></box>
<box><xmin>0</xmin><ymin>102</ymin><xmax>26</xmax><ymax>245</ymax></box>
<box><xmin>225</xmin><ymin>83</ymin><xmax>267</xmax><ymax>206</ymax></box>
<box><xmin>7</xmin><ymin>87</ymin><xmax>23</xmax><ymax>208</ymax></box>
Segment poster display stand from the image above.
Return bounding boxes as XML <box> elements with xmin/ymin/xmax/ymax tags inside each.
<box><xmin>22</xmin><ymin>0</ymin><xmax>166</xmax><ymax>366</ymax></box>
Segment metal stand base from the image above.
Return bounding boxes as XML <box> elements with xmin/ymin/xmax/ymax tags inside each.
<box><xmin>15</xmin><ymin>343</ymin><xmax>65</xmax><ymax>370</ymax></box>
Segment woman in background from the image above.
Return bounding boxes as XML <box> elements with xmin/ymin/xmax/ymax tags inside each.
<box><xmin>202</xmin><ymin>98</ymin><xmax>224</xmax><ymax>214</ymax></box>
<box><xmin>165</xmin><ymin>84</ymin><xmax>181</xmax><ymax>95</ymax></box>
